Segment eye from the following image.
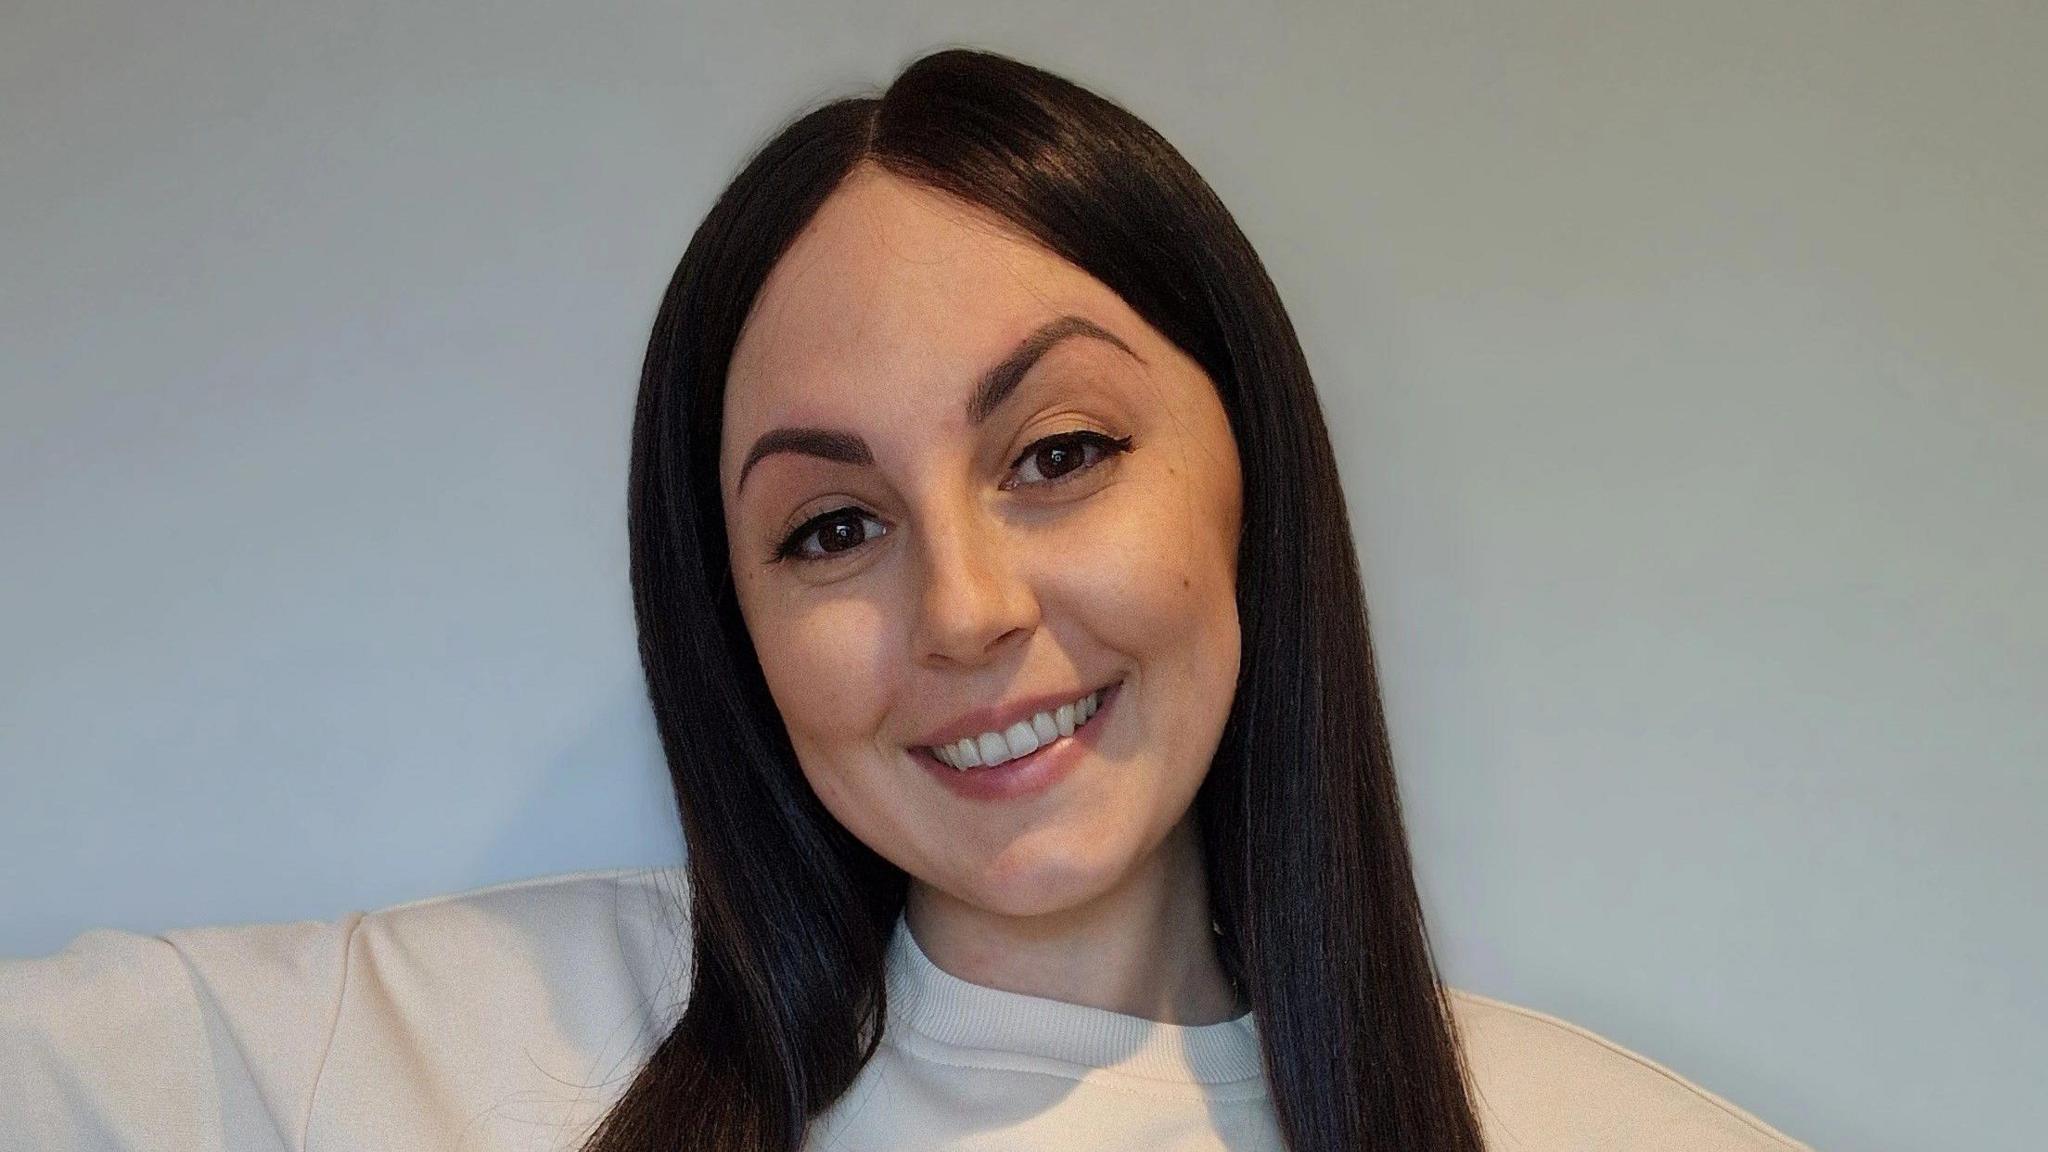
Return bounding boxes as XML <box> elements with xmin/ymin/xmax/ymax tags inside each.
<box><xmin>768</xmin><ymin>430</ymin><xmax>1133</xmax><ymax>567</ymax></box>
<box><xmin>773</xmin><ymin>506</ymin><xmax>887</xmax><ymax>564</ymax></box>
<box><xmin>1003</xmin><ymin>430</ymin><xmax>1133</xmax><ymax>490</ymax></box>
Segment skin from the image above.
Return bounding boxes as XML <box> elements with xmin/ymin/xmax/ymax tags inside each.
<box><xmin>720</xmin><ymin>164</ymin><xmax>1247</xmax><ymax>1025</ymax></box>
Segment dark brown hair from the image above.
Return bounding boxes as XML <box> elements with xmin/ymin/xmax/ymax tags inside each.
<box><xmin>597</xmin><ymin>46</ymin><xmax>1487</xmax><ymax>1152</ymax></box>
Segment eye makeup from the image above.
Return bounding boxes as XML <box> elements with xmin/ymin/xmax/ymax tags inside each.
<box><xmin>766</xmin><ymin>428</ymin><xmax>1133</xmax><ymax>566</ymax></box>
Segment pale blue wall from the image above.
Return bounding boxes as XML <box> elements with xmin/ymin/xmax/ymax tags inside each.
<box><xmin>3</xmin><ymin>5</ymin><xmax>2042</xmax><ymax>1151</ymax></box>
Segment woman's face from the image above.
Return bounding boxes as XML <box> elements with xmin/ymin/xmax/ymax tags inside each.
<box><xmin>720</xmin><ymin>165</ymin><xmax>1243</xmax><ymax>921</ymax></box>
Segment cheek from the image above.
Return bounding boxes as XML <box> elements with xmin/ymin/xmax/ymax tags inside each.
<box><xmin>738</xmin><ymin>589</ymin><xmax>935</xmax><ymax>874</ymax></box>
<box><xmin>1070</xmin><ymin>457</ymin><xmax>1243</xmax><ymax>691</ymax></box>
<box><xmin>742</xmin><ymin>594</ymin><xmax>896</xmax><ymax>764</ymax></box>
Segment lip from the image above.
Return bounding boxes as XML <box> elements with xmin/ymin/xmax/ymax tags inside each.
<box><xmin>912</xmin><ymin>678</ymin><xmax>1123</xmax><ymax>803</ymax></box>
<box><xmin>909</xmin><ymin>677</ymin><xmax>1122</xmax><ymax>749</ymax></box>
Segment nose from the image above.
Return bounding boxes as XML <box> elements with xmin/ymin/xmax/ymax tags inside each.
<box><xmin>910</xmin><ymin>491</ymin><xmax>1041</xmax><ymax>668</ymax></box>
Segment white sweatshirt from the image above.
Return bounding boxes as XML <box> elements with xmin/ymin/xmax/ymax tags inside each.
<box><xmin>0</xmin><ymin>866</ymin><xmax>1812</xmax><ymax>1151</ymax></box>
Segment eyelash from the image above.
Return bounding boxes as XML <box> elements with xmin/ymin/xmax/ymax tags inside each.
<box><xmin>770</xmin><ymin>430</ymin><xmax>1133</xmax><ymax>565</ymax></box>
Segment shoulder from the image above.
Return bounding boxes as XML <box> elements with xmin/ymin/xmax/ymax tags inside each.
<box><xmin>341</xmin><ymin>864</ymin><xmax>694</xmax><ymax>1026</ymax></box>
<box><xmin>1445</xmin><ymin>987</ymin><xmax>1815</xmax><ymax>1152</ymax></box>
<box><xmin>356</xmin><ymin>865</ymin><xmax>688</xmax><ymax>947</ymax></box>
<box><xmin>304</xmin><ymin>865</ymin><xmax>694</xmax><ymax>1146</ymax></box>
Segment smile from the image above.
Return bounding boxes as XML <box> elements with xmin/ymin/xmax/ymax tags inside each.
<box><xmin>925</xmin><ymin>682</ymin><xmax>1111</xmax><ymax>771</ymax></box>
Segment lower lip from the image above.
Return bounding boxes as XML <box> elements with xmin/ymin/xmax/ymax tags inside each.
<box><xmin>913</xmin><ymin>680</ymin><xmax>1123</xmax><ymax>803</ymax></box>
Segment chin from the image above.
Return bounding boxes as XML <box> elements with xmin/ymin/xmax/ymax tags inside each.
<box><xmin>961</xmin><ymin>838</ymin><xmax>1131</xmax><ymax>920</ymax></box>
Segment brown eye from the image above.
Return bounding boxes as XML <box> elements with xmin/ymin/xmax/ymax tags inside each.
<box><xmin>812</xmin><ymin>511</ymin><xmax>867</xmax><ymax>553</ymax></box>
<box><xmin>775</xmin><ymin>507</ymin><xmax>886</xmax><ymax>563</ymax></box>
<box><xmin>1008</xmin><ymin>430</ymin><xmax>1133</xmax><ymax>488</ymax></box>
<box><xmin>1033</xmin><ymin>440</ymin><xmax>1086</xmax><ymax>480</ymax></box>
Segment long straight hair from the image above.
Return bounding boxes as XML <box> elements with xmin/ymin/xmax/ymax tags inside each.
<box><xmin>595</xmin><ymin>47</ymin><xmax>1487</xmax><ymax>1152</ymax></box>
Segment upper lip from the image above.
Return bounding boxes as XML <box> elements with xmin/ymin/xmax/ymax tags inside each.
<box><xmin>910</xmin><ymin>678</ymin><xmax>1118</xmax><ymax>749</ymax></box>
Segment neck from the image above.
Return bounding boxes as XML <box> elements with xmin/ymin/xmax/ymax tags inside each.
<box><xmin>902</xmin><ymin>813</ymin><xmax>1246</xmax><ymax>1025</ymax></box>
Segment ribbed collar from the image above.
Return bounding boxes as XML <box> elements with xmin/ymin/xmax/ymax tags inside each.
<box><xmin>881</xmin><ymin>911</ymin><xmax>1267</xmax><ymax>1087</ymax></box>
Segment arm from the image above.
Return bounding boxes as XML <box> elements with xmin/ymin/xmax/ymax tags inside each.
<box><xmin>1</xmin><ymin>914</ymin><xmax>360</xmax><ymax>1152</ymax></box>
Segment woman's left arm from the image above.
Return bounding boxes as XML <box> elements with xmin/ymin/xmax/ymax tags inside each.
<box><xmin>0</xmin><ymin>914</ymin><xmax>359</xmax><ymax>1152</ymax></box>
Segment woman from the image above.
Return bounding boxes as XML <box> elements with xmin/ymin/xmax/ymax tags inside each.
<box><xmin>1</xmin><ymin>48</ymin><xmax>1811</xmax><ymax>1152</ymax></box>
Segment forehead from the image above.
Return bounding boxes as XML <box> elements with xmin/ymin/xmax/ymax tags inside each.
<box><xmin>721</xmin><ymin>167</ymin><xmax>1134</xmax><ymax>469</ymax></box>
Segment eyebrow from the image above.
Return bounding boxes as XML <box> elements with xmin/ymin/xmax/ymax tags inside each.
<box><xmin>734</xmin><ymin>314</ymin><xmax>1141</xmax><ymax>496</ymax></box>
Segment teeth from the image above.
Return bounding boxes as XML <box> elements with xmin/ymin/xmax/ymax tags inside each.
<box><xmin>930</xmin><ymin>686</ymin><xmax>1107</xmax><ymax>771</ymax></box>
<box><xmin>977</xmin><ymin>730</ymin><xmax>1011</xmax><ymax>765</ymax></box>
<box><xmin>1031</xmin><ymin>711</ymin><xmax>1059</xmax><ymax>745</ymax></box>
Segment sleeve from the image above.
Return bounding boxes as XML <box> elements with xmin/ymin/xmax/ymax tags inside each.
<box><xmin>1449</xmin><ymin>988</ymin><xmax>1818</xmax><ymax>1152</ymax></box>
<box><xmin>0</xmin><ymin>913</ymin><xmax>362</xmax><ymax>1152</ymax></box>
